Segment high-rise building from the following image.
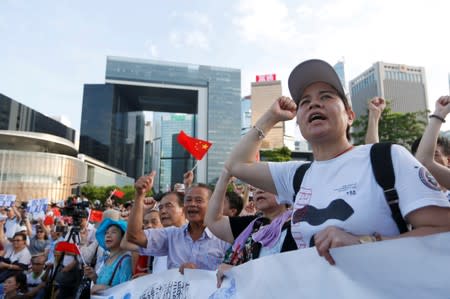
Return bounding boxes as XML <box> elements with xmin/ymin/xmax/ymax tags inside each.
<box><xmin>152</xmin><ymin>113</ymin><xmax>195</xmax><ymax>191</ymax></box>
<box><xmin>349</xmin><ymin>62</ymin><xmax>428</xmax><ymax>118</ymax></box>
<box><xmin>80</xmin><ymin>56</ymin><xmax>241</xmax><ymax>183</ymax></box>
<box><xmin>333</xmin><ymin>60</ymin><xmax>346</xmax><ymax>93</ymax></box>
<box><xmin>251</xmin><ymin>78</ymin><xmax>283</xmax><ymax>149</ymax></box>
<box><xmin>241</xmin><ymin>95</ymin><xmax>252</xmax><ymax>136</ymax></box>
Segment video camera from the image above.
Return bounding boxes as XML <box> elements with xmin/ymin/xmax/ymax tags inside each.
<box><xmin>61</xmin><ymin>196</ymin><xmax>89</xmax><ymax>228</ymax></box>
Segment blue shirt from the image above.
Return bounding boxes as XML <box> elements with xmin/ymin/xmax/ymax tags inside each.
<box><xmin>96</xmin><ymin>253</ymin><xmax>132</xmax><ymax>286</ymax></box>
<box><xmin>140</xmin><ymin>224</ymin><xmax>230</xmax><ymax>271</ymax></box>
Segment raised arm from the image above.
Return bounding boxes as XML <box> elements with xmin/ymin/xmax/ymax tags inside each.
<box><xmin>120</xmin><ymin>232</ymin><xmax>140</xmax><ymax>252</ymax></box>
<box><xmin>415</xmin><ymin>96</ymin><xmax>450</xmax><ymax>189</ymax></box>
<box><xmin>365</xmin><ymin>97</ymin><xmax>386</xmax><ymax>144</ymax></box>
<box><xmin>183</xmin><ymin>170</ymin><xmax>194</xmax><ymax>189</ymax></box>
<box><xmin>224</xmin><ymin>96</ymin><xmax>297</xmax><ymax>194</ymax></box>
<box><xmin>127</xmin><ymin>171</ymin><xmax>155</xmax><ymax>248</ymax></box>
<box><xmin>204</xmin><ymin>169</ymin><xmax>234</xmax><ymax>244</ymax></box>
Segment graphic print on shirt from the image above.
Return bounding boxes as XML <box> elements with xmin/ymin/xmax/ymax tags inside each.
<box><xmin>292</xmin><ymin>199</ymin><xmax>354</xmax><ymax>225</ymax></box>
<box><xmin>292</xmin><ymin>187</ymin><xmax>312</xmax><ymax>248</ymax></box>
<box><xmin>418</xmin><ymin>167</ymin><xmax>441</xmax><ymax>191</ymax></box>
<box><xmin>292</xmin><ymin>187</ymin><xmax>355</xmax><ymax>249</ymax></box>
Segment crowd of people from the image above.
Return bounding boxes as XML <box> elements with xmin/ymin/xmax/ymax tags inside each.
<box><xmin>1</xmin><ymin>59</ymin><xmax>450</xmax><ymax>298</ymax></box>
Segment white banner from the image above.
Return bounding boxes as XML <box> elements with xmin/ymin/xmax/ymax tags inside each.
<box><xmin>0</xmin><ymin>194</ymin><xmax>16</xmax><ymax>207</ymax></box>
<box><xmin>92</xmin><ymin>232</ymin><xmax>450</xmax><ymax>299</ymax></box>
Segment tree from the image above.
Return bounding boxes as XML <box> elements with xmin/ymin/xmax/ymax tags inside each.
<box><xmin>260</xmin><ymin>146</ymin><xmax>292</xmax><ymax>162</ymax></box>
<box><xmin>352</xmin><ymin>102</ymin><xmax>427</xmax><ymax>148</ymax></box>
<box><xmin>81</xmin><ymin>184</ymin><xmax>143</xmax><ymax>205</ymax></box>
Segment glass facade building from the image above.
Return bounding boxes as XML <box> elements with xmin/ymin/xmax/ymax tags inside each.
<box><xmin>0</xmin><ymin>150</ymin><xmax>86</xmax><ymax>202</ymax></box>
<box><xmin>80</xmin><ymin>57</ymin><xmax>241</xmax><ymax>184</ymax></box>
<box><xmin>241</xmin><ymin>96</ymin><xmax>252</xmax><ymax>136</ymax></box>
<box><xmin>0</xmin><ymin>94</ymin><xmax>75</xmax><ymax>143</ymax></box>
<box><xmin>333</xmin><ymin>61</ymin><xmax>347</xmax><ymax>93</ymax></box>
<box><xmin>152</xmin><ymin>113</ymin><xmax>195</xmax><ymax>191</ymax></box>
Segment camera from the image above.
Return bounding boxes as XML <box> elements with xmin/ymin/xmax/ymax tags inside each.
<box><xmin>61</xmin><ymin>196</ymin><xmax>89</xmax><ymax>228</ymax></box>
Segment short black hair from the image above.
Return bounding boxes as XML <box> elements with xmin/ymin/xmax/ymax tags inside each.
<box><xmin>186</xmin><ymin>183</ymin><xmax>213</xmax><ymax>199</ymax></box>
<box><xmin>411</xmin><ymin>136</ymin><xmax>450</xmax><ymax>156</ymax></box>
<box><xmin>13</xmin><ymin>232</ymin><xmax>27</xmax><ymax>241</ymax></box>
<box><xmin>8</xmin><ymin>272</ymin><xmax>28</xmax><ymax>293</ymax></box>
<box><xmin>225</xmin><ymin>191</ymin><xmax>244</xmax><ymax>216</ymax></box>
<box><xmin>159</xmin><ymin>191</ymin><xmax>184</xmax><ymax>207</ymax></box>
<box><xmin>437</xmin><ymin>136</ymin><xmax>450</xmax><ymax>156</ymax></box>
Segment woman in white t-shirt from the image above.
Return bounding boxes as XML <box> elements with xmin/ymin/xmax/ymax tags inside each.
<box><xmin>0</xmin><ymin>232</ymin><xmax>31</xmax><ymax>271</ymax></box>
<box><xmin>224</xmin><ymin>59</ymin><xmax>450</xmax><ymax>265</ymax></box>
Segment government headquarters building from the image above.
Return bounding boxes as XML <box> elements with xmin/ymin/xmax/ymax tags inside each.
<box><xmin>80</xmin><ymin>57</ymin><xmax>241</xmax><ymax>190</ymax></box>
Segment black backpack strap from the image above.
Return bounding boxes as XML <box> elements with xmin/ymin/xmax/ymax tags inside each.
<box><xmin>370</xmin><ymin>143</ymin><xmax>408</xmax><ymax>233</ymax></box>
<box><xmin>292</xmin><ymin>163</ymin><xmax>312</xmax><ymax>202</ymax></box>
<box><xmin>108</xmin><ymin>253</ymin><xmax>130</xmax><ymax>286</ymax></box>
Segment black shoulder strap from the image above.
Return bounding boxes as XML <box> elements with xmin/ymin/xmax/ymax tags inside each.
<box><xmin>370</xmin><ymin>143</ymin><xmax>408</xmax><ymax>233</ymax></box>
<box><xmin>108</xmin><ymin>253</ymin><xmax>130</xmax><ymax>286</ymax></box>
<box><xmin>292</xmin><ymin>163</ymin><xmax>312</xmax><ymax>202</ymax></box>
<box><xmin>90</xmin><ymin>245</ymin><xmax>99</xmax><ymax>268</ymax></box>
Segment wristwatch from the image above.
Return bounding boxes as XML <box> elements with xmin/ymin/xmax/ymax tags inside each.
<box><xmin>358</xmin><ymin>233</ymin><xmax>382</xmax><ymax>244</ymax></box>
<box><xmin>358</xmin><ymin>235</ymin><xmax>376</xmax><ymax>244</ymax></box>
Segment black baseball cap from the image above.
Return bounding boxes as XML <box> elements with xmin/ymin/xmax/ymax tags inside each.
<box><xmin>288</xmin><ymin>59</ymin><xmax>349</xmax><ymax>108</ymax></box>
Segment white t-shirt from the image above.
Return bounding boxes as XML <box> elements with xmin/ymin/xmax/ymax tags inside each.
<box><xmin>26</xmin><ymin>271</ymin><xmax>45</xmax><ymax>286</ymax></box>
<box><xmin>4</xmin><ymin>217</ymin><xmax>20</xmax><ymax>239</ymax></box>
<box><xmin>269</xmin><ymin>144</ymin><xmax>450</xmax><ymax>249</ymax></box>
<box><xmin>4</xmin><ymin>244</ymin><xmax>32</xmax><ymax>266</ymax></box>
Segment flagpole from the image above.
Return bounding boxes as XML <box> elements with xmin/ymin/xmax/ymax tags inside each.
<box><xmin>75</xmin><ymin>243</ymin><xmax>86</xmax><ymax>265</ymax></box>
<box><xmin>191</xmin><ymin>161</ymin><xmax>199</xmax><ymax>172</ymax></box>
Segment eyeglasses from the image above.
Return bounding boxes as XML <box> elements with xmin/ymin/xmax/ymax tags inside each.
<box><xmin>32</xmin><ymin>263</ymin><xmax>44</xmax><ymax>266</ymax></box>
<box><xmin>37</xmin><ymin>231</ymin><xmax>44</xmax><ymax>233</ymax></box>
<box><xmin>12</xmin><ymin>239</ymin><xmax>24</xmax><ymax>242</ymax></box>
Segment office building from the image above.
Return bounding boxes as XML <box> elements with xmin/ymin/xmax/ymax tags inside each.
<box><xmin>349</xmin><ymin>62</ymin><xmax>428</xmax><ymax>118</ymax></box>
<box><xmin>333</xmin><ymin>60</ymin><xmax>347</xmax><ymax>93</ymax></box>
<box><xmin>0</xmin><ymin>94</ymin><xmax>133</xmax><ymax>202</ymax></box>
<box><xmin>152</xmin><ymin>113</ymin><xmax>195</xmax><ymax>191</ymax></box>
<box><xmin>80</xmin><ymin>56</ymin><xmax>241</xmax><ymax>184</ymax></box>
<box><xmin>241</xmin><ymin>95</ymin><xmax>252</xmax><ymax>136</ymax></box>
<box><xmin>251</xmin><ymin>77</ymin><xmax>284</xmax><ymax>149</ymax></box>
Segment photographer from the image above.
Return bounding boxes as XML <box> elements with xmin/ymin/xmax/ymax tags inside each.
<box><xmin>79</xmin><ymin>211</ymin><xmax>96</xmax><ymax>247</ymax></box>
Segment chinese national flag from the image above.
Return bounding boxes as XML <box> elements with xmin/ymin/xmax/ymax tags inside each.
<box><xmin>43</xmin><ymin>216</ymin><xmax>54</xmax><ymax>226</ymax></box>
<box><xmin>113</xmin><ymin>189</ymin><xmax>125</xmax><ymax>199</ymax></box>
<box><xmin>89</xmin><ymin>210</ymin><xmax>103</xmax><ymax>223</ymax></box>
<box><xmin>177</xmin><ymin>130</ymin><xmax>212</xmax><ymax>160</ymax></box>
<box><xmin>55</xmin><ymin>241</ymin><xmax>81</xmax><ymax>255</ymax></box>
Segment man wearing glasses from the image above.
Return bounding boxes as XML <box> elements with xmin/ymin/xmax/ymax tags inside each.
<box><xmin>25</xmin><ymin>254</ymin><xmax>47</xmax><ymax>299</ymax></box>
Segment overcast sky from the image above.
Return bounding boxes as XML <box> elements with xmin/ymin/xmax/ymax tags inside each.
<box><xmin>1</xmin><ymin>0</ymin><xmax>449</xmax><ymax>134</ymax></box>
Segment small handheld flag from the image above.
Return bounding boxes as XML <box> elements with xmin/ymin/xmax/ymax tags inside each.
<box><xmin>177</xmin><ymin>130</ymin><xmax>212</xmax><ymax>160</ymax></box>
<box><xmin>112</xmin><ymin>189</ymin><xmax>125</xmax><ymax>199</ymax></box>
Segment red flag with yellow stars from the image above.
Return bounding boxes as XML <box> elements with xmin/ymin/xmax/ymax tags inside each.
<box><xmin>177</xmin><ymin>130</ymin><xmax>212</xmax><ymax>160</ymax></box>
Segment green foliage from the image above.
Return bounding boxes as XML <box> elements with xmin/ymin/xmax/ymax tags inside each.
<box><xmin>260</xmin><ymin>146</ymin><xmax>292</xmax><ymax>162</ymax></box>
<box><xmin>352</xmin><ymin>101</ymin><xmax>427</xmax><ymax>148</ymax></box>
<box><xmin>81</xmin><ymin>184</ymin><xmax>145</xmax><ymax>205</ymax></box>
